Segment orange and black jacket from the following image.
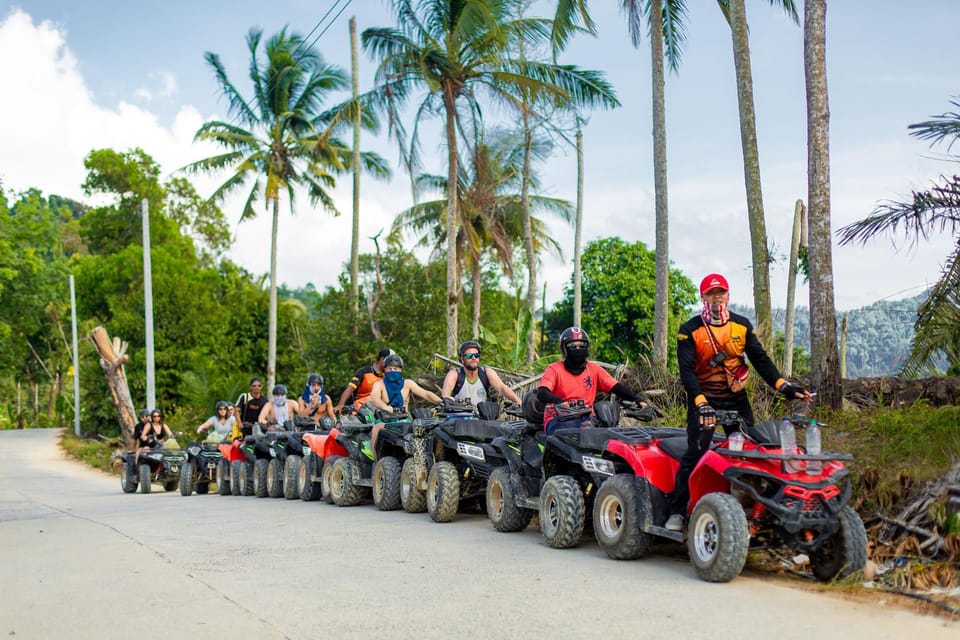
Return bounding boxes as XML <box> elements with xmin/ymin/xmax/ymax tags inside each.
<box><xmin>677</xmin><ymin>312</ymin><xmax>785</xmax><ymax>406</ymax></box>
<box><xmin>347</xmin><ymin>365</ymin><xmax>385</xmax><ymax>406</ymax></box>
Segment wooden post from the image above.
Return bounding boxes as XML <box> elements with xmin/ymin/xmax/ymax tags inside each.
<box><xmin>91</xmin><ymin>326</ymin><xmax>137</xmax><ymax>449</ymax></box>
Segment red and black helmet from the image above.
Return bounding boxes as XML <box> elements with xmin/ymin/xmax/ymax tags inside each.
<box><xmin>559</xmin><ymin>326</ymin><xmax>590</xmax><ymax>358</ymax></box>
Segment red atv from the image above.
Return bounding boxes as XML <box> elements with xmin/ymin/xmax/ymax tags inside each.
<box><xmin>217</xmin><ymin>438</ymin><xmax>247</xmax><ymax>496</ymax></box>
<box><xmin>299</xmin><ymin>423</ymin><xmax>351</xmax><ymax>503</ymax></box>
<box><xmin>593</xmin><ymin>406</ymin><xmax>867</xmax><ymax>583</ymax></box>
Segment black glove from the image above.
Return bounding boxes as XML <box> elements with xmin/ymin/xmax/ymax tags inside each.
<box><xmin>779</xmin><ymin>383</ymin><xmax>807</xmax><ymax>400</ymax></box>
<box><xmin>697</xmin><ymin>404</ymin><xmax>716</xmax><ymax>428</ymax></box>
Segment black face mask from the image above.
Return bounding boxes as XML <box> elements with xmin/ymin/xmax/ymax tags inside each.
<box><xmin>563</xmin><ymin>348</ymin><xmax>589</xmax><ymax>374</ymax></box>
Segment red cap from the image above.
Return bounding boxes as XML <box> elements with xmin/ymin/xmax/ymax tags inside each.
<box><xmin>700</xmin><ymin>273</ymin><xmax>729</xmax><ymax>295</ymax></box>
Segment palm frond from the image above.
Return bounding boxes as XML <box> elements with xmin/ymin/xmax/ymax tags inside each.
<box><xmin>900</xmin><ymin>244</ymin><xmax>960</xmax><ymax>375</ymax></box>
<box><xmin>908</xmin><ymin>98</ymin><xmax>960</xmax><ymax>153</ymax></box>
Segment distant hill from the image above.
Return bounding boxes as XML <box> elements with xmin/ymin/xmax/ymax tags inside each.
<box><xmin>731</xmin><ymin>292</ymin><xmax>930</xmax><ymax>377</ymax></box>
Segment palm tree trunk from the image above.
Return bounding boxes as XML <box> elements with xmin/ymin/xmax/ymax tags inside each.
<box><xmin>784</xmin><ymin>198</ymin><xmax>805</xmax><ymax>375</ymax></box>
<box><xmin>728</xmin><ymin>0</ymin><xmax>773</xmax><ymax>348</ymax></box>
<box><xmin>443</xmin><ymin>89</ymin><xmax>460</xmax><ymax>357</ymax></box>
<box><xmin>573</xmin><ymin>123</ymin><xmax>584</xmax><ymax>328</ymax></box>
<box><xmin>471</xmin><ymin>257</ymin><xmax>481</xmax><ymax>339</ymax></box>
<box><xmin>267</xmin><ymin>196</ymin><xmax>279</xmax><ymax>392</ymax></box>
<box><xmin>651</xmin><ymin>0</ymin><xmax>670</xmax><ymax>373</ymax></box>
<box><xmin>350</xmin><ymin>16</ymin><xmax>361</xmax><ymax>332</ymax></box>
<box><xmin>522</xmin><ymin>109</ymin><xmax>536</xmax><ymax>364</ymax></box>
<box><xmin>804</xmin><ymin>0</ymin><xmax>841</xmax><ymax>408</ymax></box>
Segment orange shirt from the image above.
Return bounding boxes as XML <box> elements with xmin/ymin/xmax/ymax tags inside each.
<box><xmin>540</xmin><ymin>361</ymin><xmax>617</xmax><ymax>426</ymax></box>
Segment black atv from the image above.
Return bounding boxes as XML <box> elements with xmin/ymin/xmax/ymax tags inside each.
<box><xmin>485</xmin><ymin>396</ymin><xmax>547</xmax><ymax>532</ymax></box>
<box><xmin>277</xmin><ymin>416</ymin><xmax>333</xmax><ymax>500</ymax></box>
<box><xmin>326</xmin><ymin>412</ymin><xmax>378</xmax><ymax>507</ymax></box>
<box><xmin>122</xmin><ymin>440</ymin><xmax>187</xmax><ymax>494</ymax></box>
<box><xmin>242</xmin><ymin>422</ymin><xmax>299</xmax><ymax>499</ymax></box>
<box><xmin>180</xmin><ymin>438</ymin><xmax>224</xmax><ymax>496</ymax></box>
<box><xmin>426</xmin><ymin>399</ymin><xmax>525</xmax><ymax>523</ymax></box>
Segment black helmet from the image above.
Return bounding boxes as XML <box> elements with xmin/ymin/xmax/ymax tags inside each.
<box><xmin>307</xmin><ymin>373</ymin><xmax>323</xmax><ymax>387</ymax></box>
<box><xmin>383</xmin><ymin>354</ymin><xmax>404</xmax><ymax>369</ymax></box>
<box><xmin>559</xmin><ymin>326</ymin><xmax>590</xmax><ymax>358</ymax></box>
<box><xmin>215</xmin><ymin>401</ymin><xmax>228</xmax><ymax>411</ymax></box>
<box><xmin>139</xmin><ymin>408</ymin><xmax>150</xmax><ymax>419</ymax></box>
<box><xmin>458</xmin><ymin>340</ymin><xmax>481</xmax><ymax>358</ymax></box>
<box><xmin>272</xmin><ymin>384</ymin><xmax>288</xmax><ymax>396</ymax></box>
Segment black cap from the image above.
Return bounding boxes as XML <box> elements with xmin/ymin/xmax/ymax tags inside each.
<box><xmin>377</xmin><ymin>348</ymin><xmax>393</xmax><ymax>360</ymax></box>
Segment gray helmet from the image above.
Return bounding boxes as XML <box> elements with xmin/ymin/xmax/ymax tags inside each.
<box><xmin>139</xmin><ymin>408</ymin><xmax>150</xmax><ymax>419</ymax></box>
<box><xmin>307</xmin><ymin>373</ymin><xmax>323</xmax><ymax>387</ymax></box>
<box><xmin>215</xmin><ymin>401</ymin><xmax>228</xmax><ymax>411</ymax></box>
<box><xmin>458</xmin><ymin>340</ymin><xmax>481</xmax><ymax>358</ymax></box>
<box><xmin>272</xmin><ymin>384</ymin><xmax>288</xmax><ymax>396</ymax></box>
<box><xmin>383</xmin><ymin>354</ymin><xmax>404</xmax><ymax>370</ymax></box>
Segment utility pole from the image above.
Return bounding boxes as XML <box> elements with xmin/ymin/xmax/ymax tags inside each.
<box><xmin>142</xmin><ymin>198</ymin><xmax>156</xmax><ymax>409</ymax></box>
<box><xmin>70</xmin><ymin>275</ymin><xmax>81</xmax><ymax>436</ymax></box>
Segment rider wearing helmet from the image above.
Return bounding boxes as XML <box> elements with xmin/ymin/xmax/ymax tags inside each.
<box><xmin>441</xmin><ymin>340</ymin><xmax>521</xmax><ymax>405</ymax></box>
<box><xmin>257</xmin><ymin>384</ymin><xmax>299</xmax><ymax>430</ymax></box>
<box><xmin>134</xmin><ymin>408</ymin><xmax>151</xmax><ymax>444</ymax></box>
<box><xmin>298</xmin><ymin>373</ymin><xmax>335</xmax><ymax>422</ymax></box>
<box><xmin>197</xmin><ymin>401</ymin><xmax>236</xmax><ymax>437</ymax></box>
<box><xmin>369</xmin><ymin>354</ymin><xmax>441</xmax><ymax>414</ymax></box>
<box><xmin>664</xmin><ymin>274</ymin><xmax>812</xmax><ymax>531</ymax></box>
<box><xmin>334</xmin><ymin>348</ymin><xmax>393</xmax><ymax>413</ymax></box>
<box><xmin>537</xmin><ymin>327</ymin><xmax>647</xmax><ymax>435</ymax></box>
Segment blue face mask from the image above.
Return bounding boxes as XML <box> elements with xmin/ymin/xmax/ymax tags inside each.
<box><xmin>384</xmin><ymin>371</ymin><xmax>403</xmax><ymax>385</ymax></box>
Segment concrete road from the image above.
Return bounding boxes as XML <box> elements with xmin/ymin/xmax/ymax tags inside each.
<box><xmin>0</xmin><ymin>429</ymin><xmax>956</xmax><ymax>640</ymax></box>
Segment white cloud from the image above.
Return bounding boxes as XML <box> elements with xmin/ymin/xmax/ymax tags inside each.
<box><xmin>135</xmin><ymin>70</ymin><xmax>178</xmax><ymax>103</ymax></box>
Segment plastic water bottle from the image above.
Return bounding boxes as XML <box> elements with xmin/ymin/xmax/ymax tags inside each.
<box><xmin>779</xmin><ymin>417</ymin><xmax>797</xmax><ymax>473</ymax></box>
<box><xmin>727</xmin><ymin>431</ymin><xmax>744</xmax><ymax>452</ymax></box>
<box><xmin>805</xmin><ymin>419</ymin><xmax>822</xmax><ymax>475</ymax></box>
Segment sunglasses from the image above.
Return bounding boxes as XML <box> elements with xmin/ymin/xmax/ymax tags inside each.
<box><xmin>463</xmin><ymin>353</ymin><xmax>480</xmax><ymax>359</ymax></box>
<box><xmin>152</xmin><ymin>415</ymin><xmax>161</xmax><ymax>419</ymax></box>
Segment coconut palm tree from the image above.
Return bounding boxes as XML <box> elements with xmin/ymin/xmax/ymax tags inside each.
<box><xmin>550</xmin><ymin>0</ymin><xmax>686</xmax><ymax>372</ymax></box>
<box><xmin>363</xmin><ymin>0</ymin><xmax>618</xmax><ymax>357</ymax></box>
<box><xmin>184</xmin><ymin>28</ymin><xmax>388</xmax><ymax>391</ymax></box>
<box><xmin>390</xmin><ymin>130</ymin><xmax>573</xmax><ymax>339</ymax></box>
<box><xmin>839</xmin><ymin>97</ymin><xmax>960</xmax><ymax>378</ymax></box>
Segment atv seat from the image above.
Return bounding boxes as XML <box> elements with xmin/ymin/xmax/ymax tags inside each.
<box><xmin>339</xmin><ymin>422</ymin><xmax>373</xmax><ymax>436</ymax></box>
<box><xmin>555</xmin><ymin>427</ymin><xmax>615</xmax><ymax>451</ymax></box>
<box><xmin>443</xmin><ymin>419</ymin><xmax>516</xmax><ymax>442</ymax></box>
<box><xmin>657</xmin><ymin>436</ymin><xmax>689</xmax><ymax>460</ymax></box>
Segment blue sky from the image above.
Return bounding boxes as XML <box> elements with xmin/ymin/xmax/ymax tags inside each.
<box><xmin>1</xmin><ymin>0</ymin><xmax>958</xmax><ymax>313</ymax></box>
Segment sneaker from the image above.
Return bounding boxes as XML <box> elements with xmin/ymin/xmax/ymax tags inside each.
<box><xmin>665</xmin><ymin>513</ymin><xmax>684</xmax><ymax>531</ymax></box>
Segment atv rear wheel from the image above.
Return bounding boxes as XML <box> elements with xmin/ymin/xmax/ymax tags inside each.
<box><xmin>372</xmin><ymin>457</ymin><xmax>402</xmax><ymax>511</ymax></box>
<box><xmin>539</xmin><ymin>475</ymin><xmax>585</xmax><ymax>548</ymax></box>
<box><xmin>139</xmin><ymin>464</ymin><xmax>152</xmax><ymax>494</ymax></box>
<box><xmin>321</xmin><ymin>455</ymin><xmax>341</xmax><ymax>504</ymax></box>
<box><xmin>218</xmin><ymin>459</ymin><xmax>231</xmax><ymax>496</ymax></box>
<box><xmin>487</xmin><ymin>466</ymin><xmax>533</xmax><ymax>532</ymax></box>
<box><xmin>230</xmin><ymin>460</ymin><xmax>243</xmax><ymax>495</ymax></box>
<box><xmin>180</xmin><ymin>461</ymin><xmax>195</xmax><ymax>496</ymax></box>
<box><xmin>253</xmin><ymin>458</ymin><xmax>270</xmax><ymax>497</ymax></box>
<box><xmin>121</xmin><ymin>462</ymin><xmax>138</xmax><ymax>493</ymax></box>
<box><xmin>239</xmin><ymin>462</ymin><xmax>255</xmax><ymax>496</ymax></box>
<box><xmin>299</xmin><ymin>456</ymin><xmax>321</xmax><ymax>501</ymax></box>
<box><xmin>687</xmin><ymin>492</ymin><xmax>749</xmax><ymax>583</ymax></box>
<box><xmin>330</xmin><ymin>457</ymin><xmax>363</xmax><ymax>506</ymax></box>
<box><xmin>266</xmin><ymin>459</ymin><xmax>284</xmax><ymax>498</ymax></box>
<box><xmin>810</xmin><ymin>506</ymin><xmax>868</xmax><ymax>581</ymax></box>
<box><xmin>283</xmin><ymin>455</ymin><xmax>301</xmax><ymax>500</ymax></box>
<box><xmin>400</xmin><ymin>457</ymin><xmax>426</xmax><ymax>513</ymax></box>
<box><xmin>593</xmin><ymin>474</ymin><xmax>652</xmax><ymax>560</ymax></box>
<box><xmin>427</xmin><ymin>461</ymin><xmax>460</xmax><ymax>523</ymax></box>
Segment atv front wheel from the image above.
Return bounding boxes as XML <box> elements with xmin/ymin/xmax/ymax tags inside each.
<box><xmin>810</xmin><ymin>506</ymin><xmax>868</xmax><ymax>581</ymax></box>
<box><xmin>283</xmin><ymin>455</ymin><xmax>301</xmax><ymax>500</ymax></box>
<box><xmin>373</xmin><ymin>457</ymin><xmax>402</xmax><ymax>511</ymax></box>
<box><xmin>239</xmin><ymin>462</ymin><xmax>255</xmax><ymax>496</ymax></box>
<box><xmin>427</xmin><ymin>461</ymin><xmax>460</xmax><ymax>523</ymax></box>
<box><xmin>266</xmin><ymin>459</ymin><xmax>284</xmax><ymax>498</ymax></box>
<box><xmin>539</xmin><ymin>475</ymin><xmax>585</xmax><ymax>548</ymax></box>
<box><xmin>400</xmin><ymin>457</ymin><xmax>426</xmax><ymax>513</ymax></box>
<box><xmin>321</xmin><ymin>455</ymin><xmax>341</xmax><ymax>504</ymax></box>
<box><xmin>253</xmin><ymin>459</ymin><xmax>270</xmax><ymax>497</ymax></box>
<box><xmin>121</xmin><ymin>462</ymin><xmax>138</xmax><ymax>494</ymax></box>
<box><xmin>139</xmin><ymin>464</ymin><xmax>152</xmax><ymax>494</ymax></box>
<box><xmin>593</xmin><ymin>474</ymin><xmax>653</xmax><ymax>560</ymax></box>
<box><xmin>299</xmin><ymin>456</ymin><xmax>321</xmax><ymax>502</ymax></box>
<box><xmin>180</xmin><ymin>461</ymin><xmax>195</xmax><ymax>496</ymax></box>
<box><xmin>217</xmin><ymin>459</ymin><xmax>231</xmax><ymax>496</ymax></box>
<box><xmin>487</xmin><ymin>466</ymin><xmax>533</xmax><ymax>532</ymax></box>
<box><xmin>688</xmin><ymin>492</ymin><xmax>749</xmax><ymax>583</ymax></box>
<box><xmin>330</xmin><ymin>458</ymin><xmax>362</xmax><ymax>506</ymax></box>
<box><xmin>230</xmin><ymin>460</ymin><xmax>243</xmax><ymax>496</ymax></box>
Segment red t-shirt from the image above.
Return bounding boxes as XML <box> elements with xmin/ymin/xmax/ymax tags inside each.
<box><xmin>540</xmin><ymin>361</ymin><xmax>617</xmax><ymax>427</ymax></box>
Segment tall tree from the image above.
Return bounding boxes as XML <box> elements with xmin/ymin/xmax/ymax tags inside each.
<box><xmin>717</xmin><ymin>0</ymin><xmax>798</xmax><ymax>350</ymax></box>
<box><xmin>551</xmin><ymin>0</ymin><xmax>686</xmax><ymax>372</ymax></box>
<box><xmin>839</xmin><ymin>97</ymin><xmax>960</xmax><ymax>377</ymax></box>
<box><xmin>803</xmin><ymin>0</ymin><xmax>840</xmax><ymax>407</ymax></box>
<box><xmin>364</xmin><ymin>0</ymin><xmax>617</xmax><ymax>356</ymax></box>
<box><xmin>349</xmin><ymin>16</ymin><xmax>362</xmax><ymax>331</ymax></box>
<box><xmin>184</xmin><ymin>28</ymin><xmax>388</xmax><ymax>390</ymax></box>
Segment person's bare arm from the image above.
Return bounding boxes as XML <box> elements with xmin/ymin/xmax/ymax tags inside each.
<box><xmin>440</xmin><ymin>369</ymin><xmax>458</xmax><ymax>398</ymax></box>
<box><xmin>258</xmin><ymin>403</ymin><xmax>272</xmax><ymax>424</ymax></box>
<box><xmin>334</xmin><ymin>384</ymin><xmax>356</xmax><ymax>413</ymax></box>
<box><xmin>487</xmin><ymin>369</ymin><xmax>521</xmax><ymax>404</ymax></box>
<box><xmin>408</xmin><ymin>380</ymin><xmax>441</xmax><ymax>405</ymax></box>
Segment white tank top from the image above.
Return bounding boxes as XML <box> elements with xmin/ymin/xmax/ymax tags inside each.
<box><xmin>454</xmin><ymin>376</ymin><xmax>488</xmax><ymax>406</ymax></box>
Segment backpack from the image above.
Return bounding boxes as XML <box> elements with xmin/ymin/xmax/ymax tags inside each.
<box><xmin>451</xmin><ymin>366</ymin><xmax>491</xmax><ymax>397</ymax></box>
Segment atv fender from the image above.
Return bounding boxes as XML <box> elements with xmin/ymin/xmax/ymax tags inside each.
<box><xmin>687</xmin><ymin>450</ymin><xmax>733</xmax><ymax>510</ymax></box>
<box><xmin>604</xmin><ymin>439</ymin><xmax>679</xmax><ymax>495</ymax></box>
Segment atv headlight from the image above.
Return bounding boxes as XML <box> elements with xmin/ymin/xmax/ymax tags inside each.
<box><xmin>456</xmin><ymin>442</ymin><xmax>485</xmax><ymax>462</ymax></box>
<box><xmin>581</xmin><ymin>455</ymin><xmax>615</xmax><ymax>476</ymax></box>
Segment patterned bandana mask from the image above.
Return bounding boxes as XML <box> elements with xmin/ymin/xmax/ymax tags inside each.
<box><xmin>701</xmin><ymin>300</ymin><xmax>729</xmax><ymax>326</ymax></box>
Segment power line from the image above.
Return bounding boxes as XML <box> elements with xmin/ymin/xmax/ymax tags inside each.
<box><xmin>292</xmin><ymin>0</ymin><xmax>350</xmax><ymax>59</ymax></box>
<box><xmin>304</xmin><ymin>0</ymin><xmax>353</xmax><ymax>54</ymax></box>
